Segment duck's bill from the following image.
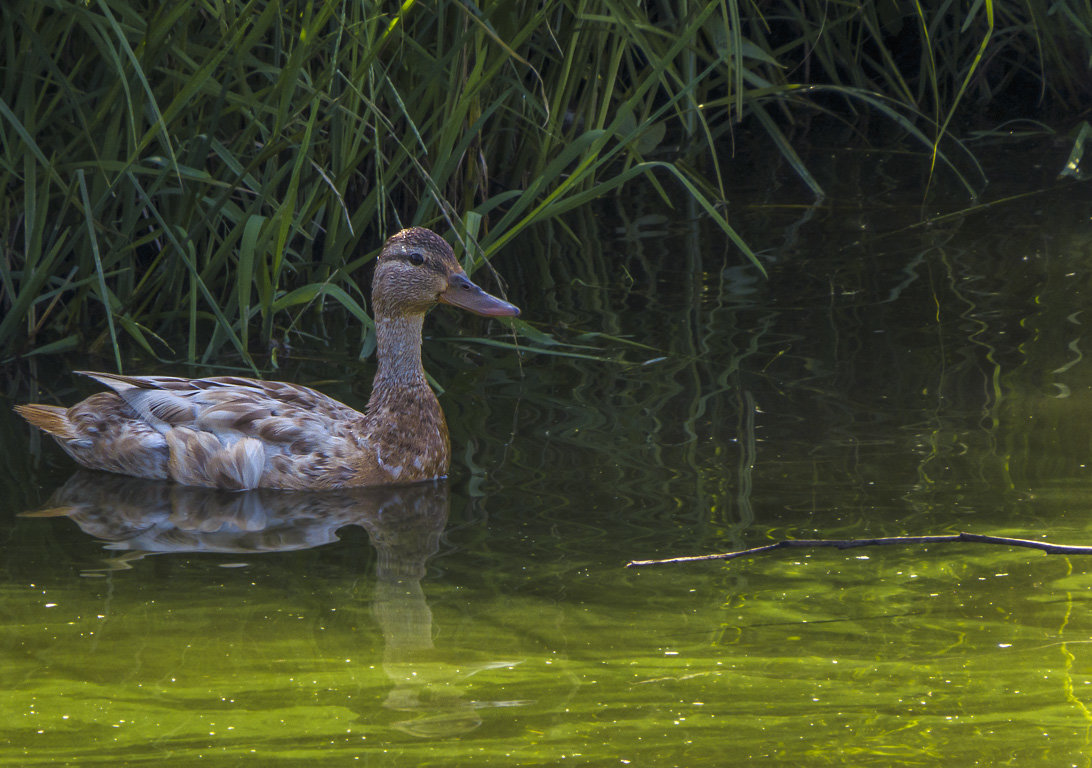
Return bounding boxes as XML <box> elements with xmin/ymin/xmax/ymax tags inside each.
<box><xmin>439</xmin><ymin>274</ymin><xmax>521</xmax><ymax>317</ymax></box>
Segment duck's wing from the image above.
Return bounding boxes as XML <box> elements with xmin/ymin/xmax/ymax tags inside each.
<box><xmin>78</xmin><ymin>372</ymin><xmax>364</xmax><ymax>445</ymax></box>
<box><xmin>76</xmin><ymin>372</ymin><xmax>372</xmax><ymax>490</ymax></box>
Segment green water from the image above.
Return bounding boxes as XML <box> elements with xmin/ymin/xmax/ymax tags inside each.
<box><xmin>5</xmin><ymin>141</ymin><xmax>1092</xmax><ymax>766</ymax></box>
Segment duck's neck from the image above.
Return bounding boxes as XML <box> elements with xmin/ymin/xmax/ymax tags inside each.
<box><xmin>361</xmin><ymin>311</ymin><xmax>451</xmax><ymax>485</ymax></box>
<box><xmin>370</xmin><ymin>314</ymin><xmax>429</xmax><ymax>398</ymax></box>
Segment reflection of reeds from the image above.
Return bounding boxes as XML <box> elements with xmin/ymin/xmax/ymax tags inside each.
<box><xmin>438</xmin><ymin>204</ymin><xmax>770</xmax><ymax>554</ymax></box>
<box><xmin>439</xmin><ymin>164</ymin><xmax>1092</xmax><ymax>562</ymax></box>
<box><xmin>4</xmin><ymin>2</ymin><xmax>1088</xmax><ymax>364</ymax></box>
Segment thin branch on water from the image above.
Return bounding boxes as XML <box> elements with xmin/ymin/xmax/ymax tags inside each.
<box><xmin>625</xmin><ymin>532</ymin><xmax>1092</xmax><ymax>567</ymax></box>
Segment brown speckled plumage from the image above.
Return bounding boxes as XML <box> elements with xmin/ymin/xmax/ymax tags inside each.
<box><xmin>15</xmin><ymin>227</ymin><xmax>519</xmax><ymax>490</ymax></box>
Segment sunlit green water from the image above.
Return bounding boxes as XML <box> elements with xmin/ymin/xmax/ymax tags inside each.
<box><xmin>5</xmin><ymin>140</ymin><xmax>1092</xmax><ymax>766</ymax></box>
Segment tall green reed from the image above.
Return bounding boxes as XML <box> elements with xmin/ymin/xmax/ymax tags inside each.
<box><xmin>1</xmin><ymin>0</ymin><xmax>1088</xmax><ymax>368</ymax></box>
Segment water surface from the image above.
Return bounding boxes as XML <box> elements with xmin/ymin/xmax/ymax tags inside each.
<box><xmin>4</xmin><ymin>139</ymin><xmax>1092</xmax><ymax>766</ymax></box>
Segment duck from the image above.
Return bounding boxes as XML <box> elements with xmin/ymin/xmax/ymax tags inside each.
<box><xmin>15</xmin><ymin>227</ymin><xmax>520</xmax><ymax>491</ymax></box>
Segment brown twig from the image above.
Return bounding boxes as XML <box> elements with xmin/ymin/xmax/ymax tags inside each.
<box><xmin>625</xmin><ymin>532</ymin><xmax>1092</xmax><ymax>567</ymax></box>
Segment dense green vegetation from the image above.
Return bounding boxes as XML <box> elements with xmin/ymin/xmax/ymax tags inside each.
<box><xmin>2</xmin><ymin>0</ymin><xmax>1090</xmax><ymax>368</ymax></box>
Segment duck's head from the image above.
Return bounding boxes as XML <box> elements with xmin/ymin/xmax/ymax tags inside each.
<box><xmin>372</xmin><ymin>227</ymin><xmax>520</xmax><ymax>320</ymax></box>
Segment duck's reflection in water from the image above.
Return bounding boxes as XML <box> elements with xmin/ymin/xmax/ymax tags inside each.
<box><xmin>28</xmin><ymin>470</ymin><xmax>448</xmax><ymax>559</ymax></box>
<box><xmin>25</xmin><ymin>471</ymin><xmax>523</xmax><ymax>737</ymax></box>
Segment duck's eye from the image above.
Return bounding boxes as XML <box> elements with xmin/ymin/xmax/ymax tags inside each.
<box><xmin>408</xmin><ymin>252</ymin><xmax>425</xmax><ymax>266</ymax></box>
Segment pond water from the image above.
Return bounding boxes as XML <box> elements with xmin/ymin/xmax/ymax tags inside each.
<box><xmin>4</xmin><ymin>137</ymin><xmax>1092</xmax><ymax>766</ymax></box>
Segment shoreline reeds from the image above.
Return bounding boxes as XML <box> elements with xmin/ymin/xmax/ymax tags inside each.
<box><xmin>2</xmin><ymin>0</ymin><xmax>1089</xmax><ymax>367</ymax></box>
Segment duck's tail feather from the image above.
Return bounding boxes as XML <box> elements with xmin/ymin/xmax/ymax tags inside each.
<box><xmin>14</xmin><ymin>404</ymin><xmax>77</xmax><ymax>439</ymax></box>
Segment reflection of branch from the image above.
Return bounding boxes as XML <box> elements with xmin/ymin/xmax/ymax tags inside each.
<box><xmin>626</xmin><ymin>532</ymin><xmax>1092</xmax><ymax>567</ymax></box>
